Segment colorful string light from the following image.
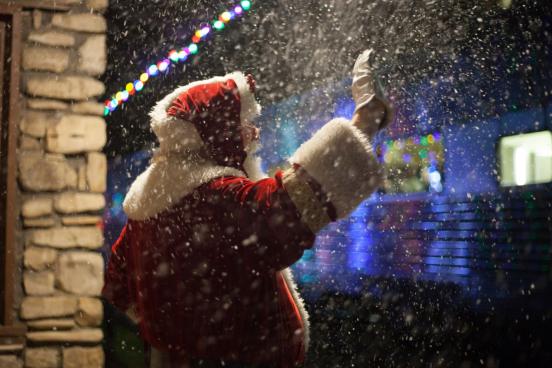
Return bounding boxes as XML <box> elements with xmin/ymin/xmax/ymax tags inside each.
<box><xmin>104</xmin><ymin>0</ymin><xmax>254</xmax><ymax>116</ymax></box>
<box><xmin>377</xmin><ymin>132</ymin><xmax>442</xmax><ymax>164</ymax></box>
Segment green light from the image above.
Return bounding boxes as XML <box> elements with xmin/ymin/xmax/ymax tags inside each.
<box><xmin>213</xmin><ymin>20</ymin><xmax>225</xmax><ymax>30</ymax></box>
<box><xmin>189</xmin><ymin>44</ymin><xmax>198</xmax><ymax>54</ymax></box>
<box><xmin>241</xmin><ymin>0</ymin><xmax>251</xmax><ymax>10</ymax></box>
<box><xmin>420</xmin><ymin>136</ymin><xmax>428</xmax><ymax>146</ymax></box>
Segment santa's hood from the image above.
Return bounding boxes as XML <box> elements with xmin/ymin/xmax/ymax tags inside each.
<box><xmin>149</xmin><ymin>71</ymin><xmax>261</xmax><ymax>157</ymax></box>
<box><xmin>123</xmin><ymin>72</ymin><xmax>265</xmax><ymax>221</ymax></box>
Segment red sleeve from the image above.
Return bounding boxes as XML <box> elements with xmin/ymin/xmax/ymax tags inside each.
<box><xmin>211</xmin><ymin>171</ymin><xmax>316</xmax><ymax>271</ymax></box>
<box><xmin>102</xmin><ymin>224</ymin><xmax>131</xmax><ymax>312</ymax></box>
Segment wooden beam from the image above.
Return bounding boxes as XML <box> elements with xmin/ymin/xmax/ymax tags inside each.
<box><xmin>0</xmin><ymin>325</ymin><xmax>27</xmax><ymax>337</ymax></box>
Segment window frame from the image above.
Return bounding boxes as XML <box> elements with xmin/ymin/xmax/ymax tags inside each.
<box><xmin>497</xmin><ymin>130</ymin><xmax>552</xmax><ymax>188</ymax></box>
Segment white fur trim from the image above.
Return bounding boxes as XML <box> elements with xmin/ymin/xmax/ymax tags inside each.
<box><xmin>242</xmin><ymin>141</ymin><xmax>267</xmax><ymax>181</ymax></box>
<box><xmin>225</xmin><ymin>71</ymin><xmax>262</xmax><ymax>125</ymax></box>
<box><xmin>289</xmin><ymin>118</ymin><xmax>383</xmax><ymax>218</ymax></box>
<box><xmin>281</xmin><ymin>268</ymin><xmax>310</xmax><ymax>351</ymax></box>
<box><xmin>152</xmin><ymin>119</ymin><xmax>204</xmax><ymax>153</ymax></box>
<box><xmin>149</xmin><ymin>72</ymin><xmax>261</xmax><ymax>153</ymax></box>
<box><xmin>123</xmin><ymin>154</ymin><xmax>244</xmax><ymax>220</ymax></box>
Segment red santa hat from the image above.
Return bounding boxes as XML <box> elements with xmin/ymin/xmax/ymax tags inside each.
<box><xmin>149</xmin><ymin>71</ymin><xmax>261</xmax><ymax>170</ymax></box>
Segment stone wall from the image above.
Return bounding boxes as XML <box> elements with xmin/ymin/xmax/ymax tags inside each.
<box><xmin>0</xmin><ymin>0</ymin><xmax>109</xmax><ymax>367</ymax></box>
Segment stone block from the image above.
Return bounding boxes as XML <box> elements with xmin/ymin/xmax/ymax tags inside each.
<box><xmin>21</xmin><ymin>111</ymin><xmax>58</xmax><ymax>138</ymax></box>
<box><xmin>24</xmin><ymin>347</ymin><xmax>60</xmax><ymax>368</ymax></box>
<box><xmin>20</xmin><ymin>296</ymin><xmax>77</xmax><ymax>319</ymax></box>
<box><xmin>28</xmin><ymin>226</ymin><xmax>104</xmax><ymax>249</ymax></box>
<box><xmin>19</xmin><ymin>152</ymin><xmax>77</xmax><ymax>192</ymax></box>
<box><xmin>26</xmin><ymin>329</ymin><xmax>103</xmax><ymax>343</ymax></box>
<box><xmin>28</xmin><ymin>31</ymin><xmax>76</xmax><ymax>47</ymax></box>
<box><xmin>24</xmin><ymin>217</ymin><xmax>56</xmax><ymax>228</ymax></box>
<box><xmin>71</xmin><ymin>101</ymin><xmax>104</xmax><ymax>116</ymax></box>
<box><xmin>78</xmin><ymin>35</ymin><xmax>106</xmax><ymax>76</ymax></box>
<box><xmin>62</xmin><ymin>215</ymin><xmax>101</xmax><ymax>226</ymax></box>
<box><xmin>76</xmin><ymin>297</ymin><xmax>103</xmax><ymax>326</ymax></box>
<box><xmin>56</xmin><ymin>251</ymin><xmax>104</xmax><ymax>295</ymax></box>
<box><xmin>54</xmin><ymin>192</ymin><xmax>105</xmax><ymax>213</ymax></box>
<box><xmin>23</xmin><ymin>46</ymin><xmax>69</xmax><ymax>73</ymax></box>
<box><xmin>63</xmin><ymin>346</ymin><xmax>104</xmax><ymax>368</ymax></box>
<box><xmin>28</xmin><ymin>98</ymin><xmax>69</xmax><ymax>111</ymax></box>
<box><xmin>78</xmin><ymin>165</ymin><xmax>87</xmax><ymax>191</ymax></box>
<box><xmin>24</xmin><ymin>270</ymin><xmax>55</xmax><ymax>295</ymax></box>
<box><xmin>24</xmin><ymin>247</ymin><xmax>57</xmax><ymax>271</ymax></box>
<box><xmin>32</xmin><ymin>9</ymin><xmax>42</xmax><ymax>30</ymax></box>
<box><xmin>27</xmin><ymin>318</ymin><xmax>75</xmax><ymax>330</ymax></box>
<box><xmin>46</xmin><ymin>115</ymin><xmax>106</xmax><ymax>154</ymax></box>
<box><xmin>0</xmin><ymin>355</ymin><xmax>22</xmax><ymax>368</ymax></box>
<box><xmin>52</xmin><ymin>13</ymin><xmax>107</xmax><ymax>33</ymax></box>
<box><xmin>86</xmin><ymin>0</ymin><xmax>108</xmax><ymax>12</ymax></box>
<box><xmin>86</xmin><ymin>153</ymin><xmax>107</xmax><ymax>192</ymax></box>
<box><xmin>26</xmin><ymin>75</ymin><xmax>105</xmax><ymax>100</ymax></box>
<box><xmin>22</xmin><ymin>197</ymin><xmax>53</xmax><ymax>218</ymax></box>
<box><xmin>20</xmin><ymin>135</ymin><xmax>42</xmax><ymax>150</ymax></box>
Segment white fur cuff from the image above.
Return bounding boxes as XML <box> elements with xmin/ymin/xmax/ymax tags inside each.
<box><xmin>289</xmin><ymin>118</ymin><xmax>383</xmax><ymax>218</ymax></box>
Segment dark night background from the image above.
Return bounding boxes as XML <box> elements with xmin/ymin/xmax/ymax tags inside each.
<box><xmin>101</xmin><ymin>1</ymin><xmax>552</xmax><ymax>367</ymax></box>
<box><xmin>103</xmin><ymin>0</ymin><xmax>551</xmax><ymax>156</ymax></box>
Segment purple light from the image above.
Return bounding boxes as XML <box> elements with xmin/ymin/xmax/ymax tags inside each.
<box><xmin>158</xmin><ymin>59</ymin><xmax>170</xmax><ymax>72</ymax></box>
<box><xmin>234</xmin><ymin>6</ymin><xmax>243</xmax><ymax>14</ymax></box>
<box><xmin>403</xmin><ymin>153</ymin><xmax>412</xmax><ymax>163</ymax></box>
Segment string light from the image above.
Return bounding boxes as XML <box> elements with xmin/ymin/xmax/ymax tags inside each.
<box><xmin>378</xmin><ymin>132</ymin><xmax>442</xmax><ymax>164</ymax></box>
<box><xmin>104</xmin><ymin>0</ymin><xmax>254</xmax><ymax>116</ymax></box>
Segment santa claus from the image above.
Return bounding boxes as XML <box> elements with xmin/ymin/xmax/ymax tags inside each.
<box><xmin>103</xmin><ymin>50</ymin><xmax>393</xmax><ymax>368</ymax></box>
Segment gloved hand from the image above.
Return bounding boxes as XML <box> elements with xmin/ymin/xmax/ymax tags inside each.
<box><xmin>352</xmin><ymin>49</ymin><xmax>393</xmax><ymax>129</ymax></box>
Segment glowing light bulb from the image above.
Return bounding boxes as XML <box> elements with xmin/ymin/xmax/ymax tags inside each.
<box><xmin>241</xmin><ymin>1</ymin><xmax>251</xmax><ymax>10</ymax></box>
<box><xmin>189</xmin><ymin>43</ymin><xmax>198</xmax><ymax>54</ymax></box>
<box><xmin>121</xmin><ymin>91</ymin><xmax>130</xmax><ymax>101</ymax></box>
<box><xmin>125</xmin><ymin>83</ymin><xmax>134</xmax><ymax>92</ymax></box>
<box><xmin>221</xmin><ymin>11</ymin><xmax>231</xmax><ymax>22</ymax></box>
<box><xmin>116</xmin><ymin>91</ymin><xmax>124</xmax><ymax>101</ymax></box>
<box><xmin>148</xmin><ymin>65</ymin><xmax>158</xmax><ymax>76</ymax></box>
<box><xmin>110</xmin><ymin>99</ymin><xmax>118</xmax><ymax>109</ymax></box>
<box><xmin>195</xmin><ymin>30</ymin><xmax>203</xmax><ymax>38</ymax></box>
<box><xmin>201</xmin><ymin>26</ymin><xmax>210</xmax><ymax>37</ymax></box>
<box><xmin>214</xmin><ymin>20</ymin><xmax>225</xmax><ymax>30</ymax></box>
<box><xmin>134</xmin><ymin>80</ymin><xmax>144</xmax><ymax>91</ymax></box>
<box><xmin>140</xmin><ymin>73</ymin><xmax>149</xmax><ymax>83</ymax></box>
<box><xmin>158</xmin><ymin>60</ymin><xmax>169</xmax><ymax>72</ymax></box>
<box><xmin>178</xmin><ymin>50</ymin><xmax>187</xmax><ymax>60</ymax></box>
<box><xmin>169</xmin><ymin>50</ymin><xmax>179</xmax><ymax>62</ymax></box>
<box><xmin>234</xmin><ymin>6</ymin><xmax>243</xmax><ymax>14</ymax></box>
<box><xmin>192</xmin><ymin>35</ymin><xmax>201</xmax><ymax>43</ymax></box>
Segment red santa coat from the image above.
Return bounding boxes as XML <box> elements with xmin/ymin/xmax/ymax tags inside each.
<box><xmin>103</xmin><ymin>72</ymin><xmax>383</xmax><ymax>367</ymax></box>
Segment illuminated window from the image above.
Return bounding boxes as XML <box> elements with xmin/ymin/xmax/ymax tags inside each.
<box><xmin>377</xmin><ymin>132</ymin><xmax>445</xmax><ymax>194</ymax></box>
<box><xmin>499</xmin><ymin>131</ymin><xmax>552</xmax><ymax>187</ymax></box>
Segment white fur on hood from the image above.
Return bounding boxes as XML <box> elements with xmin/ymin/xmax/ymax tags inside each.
<box><xmin>123</xmin><ymin>153</ymin><xmax>245</xmax><ymax>221</ymax></box>
<box><xmin>149</xmin><ymin>71</ymin><xmax>261</xmax><ymax>154</ymax></box>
